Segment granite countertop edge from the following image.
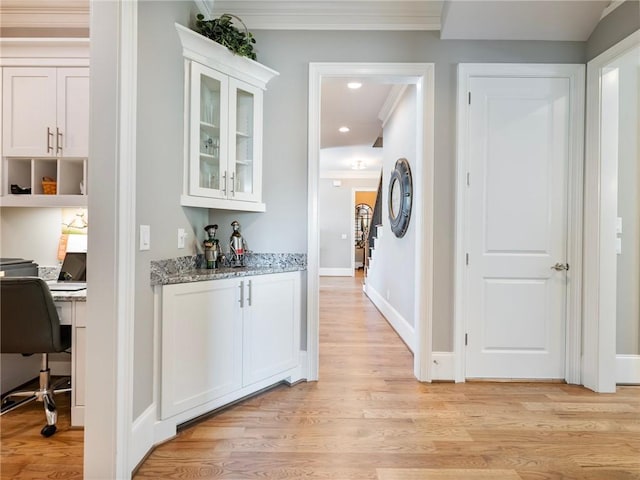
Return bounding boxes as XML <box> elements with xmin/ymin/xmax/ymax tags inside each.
<box><xmin>154</xmin><ymin>264</ymin><xmax>306</xmax><ymax>286</ymax></box>
<box><xmin>151</xmin><ymin>253</ymin><xmax>307</xmax><ymax>287</ymax></box>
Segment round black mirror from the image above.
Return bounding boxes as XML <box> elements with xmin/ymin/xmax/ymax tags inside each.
<box><xmin>388</xmin><ymin>158</ymin><xmax>412</xmax><ymax>238</ymax></box>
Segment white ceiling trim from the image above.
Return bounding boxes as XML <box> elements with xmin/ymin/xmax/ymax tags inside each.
<box><xmin>0</xmin><ymin>1</ymin><xmax>89</xmax><ymax>29</ymax></box>
<box><xmin>379</xmin><ymin>84</ymin><xmax>409</xmax><ymax>127</ymax></box>
<box><xmin>211</xmin><ymin>1</ymin><xmax>443</xmax><ymax>30</ymax></box>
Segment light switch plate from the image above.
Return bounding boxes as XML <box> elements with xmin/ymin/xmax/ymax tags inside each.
<box><xmin>178</xmin><ymin>228</ymin><xmax>187</xmax><ymax>249</ymax></box>
<box><xmin>140</xmin><ymin>225</ymin><xmax>151</xmax><ymax>251</ymax></box>
<box><xmin>616</xmin><ymin>237</ymin><xmax>622</xmax><ymax>255</ymax></box>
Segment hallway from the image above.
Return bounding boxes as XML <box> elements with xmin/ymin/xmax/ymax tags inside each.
<box><xmin>134</xmin><ymin>274</ymin><xmax>640</xmax><ymax>479</ymax></box>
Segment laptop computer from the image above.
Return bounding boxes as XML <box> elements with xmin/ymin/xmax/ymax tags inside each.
<box><xmin>48</xmin><ymin>252</ymin><xmax>87</xmax><ymax>291</ymax></box>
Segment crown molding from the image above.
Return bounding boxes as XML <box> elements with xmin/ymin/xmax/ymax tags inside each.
<box><xmin>0</xmin><ymin>0</ymin><xmax>89</xmax><ymax>30</ymax></box>
<box><xmin>211</xmin><ymin>1</ymin><xmax>443</xmax><ymax>30</ymax></box>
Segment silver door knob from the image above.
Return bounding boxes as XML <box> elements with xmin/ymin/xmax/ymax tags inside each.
<box><xmin>551</xmin><ymin>263</ymin><xmax>569</xmax><ymax>271</ymax></box>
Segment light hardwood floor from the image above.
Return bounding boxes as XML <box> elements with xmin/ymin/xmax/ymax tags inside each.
<box><xmin>2</xmin><ymin>273</ymin><xmax>639</xmax><ymax>479</ymax></box>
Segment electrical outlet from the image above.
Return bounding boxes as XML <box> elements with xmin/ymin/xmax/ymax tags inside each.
<box><xmin>341</xmin><ymin>233</ymin><xmax>347</xmax><ymax>240</ymax></box>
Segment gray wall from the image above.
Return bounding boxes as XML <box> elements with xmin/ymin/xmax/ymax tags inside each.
<box><xmin>366</xmin><ymin>86</ymin><xmax>417</xmax><ymax>328</ymax></box>
<box><xmin>0</xmin><ymin>208</ymin><xmax>61</xmax><ymax>266</ymax></box>
<box><xmin>134</xmin><ymin>1</ymin><xmax>207</xmax><ymax>418</ymax></box>
<box><xmin>228</xmin><ymin>29</ymin><xmax>585</xmax><ymax>351</ymax></box>
<box><xmin>586</xmin><ymin>0</ymin><xmax>640</xmax><ymax>60</ymax></box>
<box><xmin>319</xmin><ymin>177</ymin><xmax>378</xmax><ymax>270</ymax></box>
<box><xmin>616</xmin><ymin>52</ymin><xmax>640</xmax><ymax>355</ymax></box>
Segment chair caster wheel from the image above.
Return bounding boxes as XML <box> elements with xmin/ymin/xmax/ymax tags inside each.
<box><xmin>41</xmin><ymin>424</ymin><xmax>57</xmax><ymax>437</ymax></box>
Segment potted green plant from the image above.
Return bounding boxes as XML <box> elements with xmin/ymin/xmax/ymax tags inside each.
<box><xmin>194</xmin><ymin>13</ymin><xmax>257</xmax><ymax>60</ymax></box>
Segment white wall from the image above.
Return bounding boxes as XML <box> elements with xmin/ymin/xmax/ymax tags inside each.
<box><xmin>366</xmin><ymin>85</ymin><xmax>417</xmax><ymax>329</ymax></box>
<box><xmin>616</xmin><ymin>49</ymin><xmax>640</xmax><ymax>355</ymax></box>
<box><xmin>319</xmin><ymin>176</ymin><xmax>378</xmax><ymax>271</ymax></box>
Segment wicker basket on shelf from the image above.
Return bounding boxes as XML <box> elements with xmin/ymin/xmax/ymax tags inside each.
<box><xmin>42</xmin><ymin>176</ymin><xmax>57</xmax><ymax>195</ymax></box>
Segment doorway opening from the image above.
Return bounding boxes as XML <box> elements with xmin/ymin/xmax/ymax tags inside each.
<box><xmin>307</xmin><ymin>63</ymin><xmax>435</xmax><ymax>383</ymax></box>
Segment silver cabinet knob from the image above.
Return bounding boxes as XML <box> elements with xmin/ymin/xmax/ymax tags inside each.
<box><xmin>551</xmin><ymin>262</ymin><xmax>569</xmax><ymax>271</ymax></box>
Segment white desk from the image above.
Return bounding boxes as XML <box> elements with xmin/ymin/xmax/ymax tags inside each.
<box><xmin>51</xmin><ymin>289</ymin><xmax>86</xmax><ymax>427</ymax></box>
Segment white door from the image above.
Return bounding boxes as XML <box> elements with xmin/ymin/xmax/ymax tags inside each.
<box><xmin>465</xmin><ymin>75</ymin><xmax>570</xmax><ymax>379</ymax></box>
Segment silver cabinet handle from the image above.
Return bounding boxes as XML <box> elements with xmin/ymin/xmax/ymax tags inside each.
<box><xmin>239</xmin><ymin>280</ymin><xmax>244</xmax><ymax>308</ymax></box>
<box><xmin>222</xmin><ymin>171</ymin><xmax>227</xmax><ymax>195</ymax></box>
<box><xmin>47</xmin><ymin>127</ymin><xmax>54</xmax><ymax>153</ymax></box>
<box><xmin>551</xmin><ymin>263</ymin><xmax>569</xmax><ymax>271</ymax></box>
<box><xmin>247</xmin><ymin>280</ymin><xmax>252</xmax><ymax>306</ymax></box>
<box><xmin>230</xmin><ymin>172</ymin><xmax>235</xmax><ymax>196</ymax></box>
<box><xmin>56</xmin><ymin>128</ymin><xmax>63</xmax><ymax>154</ymax></box>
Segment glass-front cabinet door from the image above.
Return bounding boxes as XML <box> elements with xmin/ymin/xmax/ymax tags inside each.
<box><xmin>189</xmin><ymin>62</ymin><xmax>228</xmax><ymax>198</ymax></box>
<box><xmin>228</xmin><ymin>78</ymin><xmax>262</xmax><ymax>203</ymax></box>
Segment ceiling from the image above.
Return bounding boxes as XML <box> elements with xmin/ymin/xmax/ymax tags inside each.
<box><xmin>0</xmin><ymin>0</ymin><xmax>621</xmax><ymax>173</ymax></box>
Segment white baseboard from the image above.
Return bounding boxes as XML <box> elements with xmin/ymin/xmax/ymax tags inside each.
<box><xmin>319</xmin><ymin>267</ymin><xmax>353</xmax><ymax>277</ymax></box>
<box><xmin>616</xmin><ymin>354</ymin><xmax>640</xmax><ymax>385</ymax></box>
<box><xmin>130</xmin><ymin>404</ymin><xmax>157</xmax><ymax>474</ymax></box>
<box><xmin>364</xmin><ymin>283</ymin><xmax>415</xmax><ymax>352</ymax></box>
<box><xmin>431</xmin><ymin>352</ymin><xmax>455</xmax><ymax>381</ymax></box>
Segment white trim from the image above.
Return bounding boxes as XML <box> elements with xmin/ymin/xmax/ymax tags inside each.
<box><xmin>84</xmin><ymin>1</ymin><xmax>137</xmax><ymax>478</ymax></box>
<box><xmin>130</xmin><ymin>405</ymin><xmax>156</xmax><ymax>472</ymax></box>
<box><xmin>431</xmin><ymin>352</ymin><xmax>455</xmax><ymax>381</ymax></box>
<box><xmin>319</xmin><ymin>268</ymin><xmax>353</xmax><ymax>277</ymax></box>
<box><xmin>211</xmin><ymin>1</ymin><xmax>442</xmax><ymax>31</ymax></box>
<box><xmin>600</xmin><ymin>0</ymin><xmax>626</xmax><ymax>19</ymax></box>
<box><xmin>379</xmin><ymin>84</ymin><xmax>409</xmax><ymax>126</ymax></box>
<box><xmin>454</xmin><ymin>63</ymin><xmax>585</xmax><ymax>385</ymax></box>
<box><xmin>616</xmin><ymin>355</ymin><xmax>640</xmax><ymax>385</ymax></box>
<box><xmin>583</xmin><ymin>30</ymin><xmax>640</xmax><ymax>393</ymax></box>
<box><xmin>364</xmin><ymin>283</ymin><xmax>415</xmax><ymax>352</ymax></box>
<box><xmin>0</xmin><ymin>38</ymin><xmax>89</xmax><ymax>67</ymax></box>
<box><xmin>308</xmin><ymin>62</ymin><xmax>435</xmax><ymax>384</ymax></box>
<box><xmin>193</xmin><ymin>0</ymin><xmax>215</xmax><ymax>19</ymax></box>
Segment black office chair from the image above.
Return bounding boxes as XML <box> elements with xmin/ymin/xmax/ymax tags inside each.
<box><xmin>0</xmin><ymin>277</ymin><xmax>72</xmax><ymax>437</ymax></box>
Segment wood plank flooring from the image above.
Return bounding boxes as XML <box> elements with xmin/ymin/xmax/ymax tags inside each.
<box><xmin>2</xmin><ymin>272</ymin><xmax>639</xmax><ymax>479</ymax></box>
<box><xmin>135</xmin><ymin>273</ymin><xmax>640</xmax><ymax>479</ymax></box>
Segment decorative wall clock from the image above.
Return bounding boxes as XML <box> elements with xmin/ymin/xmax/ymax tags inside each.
<box><xmin>388</xmin><ymin>158</ymin><xmax>413</xmax><ymax>238</ymax></box>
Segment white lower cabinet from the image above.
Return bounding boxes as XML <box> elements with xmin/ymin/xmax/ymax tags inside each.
<box><xmin>160</xmin><ymin>271</ymin><xmax>301</xmax><ymax>421</ymax></box>
<box><xmin>54</xmin><ymin>299</ymin><xmax>86</xmax><ymax>427</ymax></box>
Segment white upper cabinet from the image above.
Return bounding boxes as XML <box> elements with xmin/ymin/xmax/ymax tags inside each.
<box><xmin>176</xmin><ymin>23</ymin><xmax>278</xmax><ymax>212</ymax></box>
<box><xmin>2</xmin><ymin>67</ymin><xmax>89</xmax><ymax>158</ymax></box>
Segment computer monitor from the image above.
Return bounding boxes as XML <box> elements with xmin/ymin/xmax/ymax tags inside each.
<box><xmin>58</xmin><ymin>252</ymin><xmax>87</xmax><ymax>282</ymax></box>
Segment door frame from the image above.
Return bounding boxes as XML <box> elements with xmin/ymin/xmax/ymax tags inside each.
<box><xmin>583</xmin><ymin>30</ymin><xmax>640</xmax><ymax>392</ymax></box>
<box><xmin>453</xmin><ymin>63</ymin><xmax>585</xmax><ymax>384</ymax></box>
<box><xmin>307</xmin><ymin>63</ymin><xmax>435</xmax><ymax>382</ymax></box>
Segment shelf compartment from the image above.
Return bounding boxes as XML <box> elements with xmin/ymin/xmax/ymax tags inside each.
<box><xmin>58</xmin><ymin>158</ymin><xmax>86</xmax><ymax>195</ymax></box>
<box><xmin>32</xmin><ymin>159</ymin><xmax>58</xmax><ymax>194</ymax></box>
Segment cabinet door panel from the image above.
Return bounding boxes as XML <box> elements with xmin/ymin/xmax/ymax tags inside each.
<box><xmin>57</xmin><ymin>68</ymin><xmax>90</xmax><ymax>157</ymax></box>
<box><xmin>228</xmin><ymin>78</ymin><xmax>263</xmax><ymax>203</ymax></box>
<box><xmin>2</xmin><ymin>68</ymin><xmax>57</xmax><ymax>156</ymax></box>
<box><xmin>161</xmin><ymin>279</ymin><xmax>242</xmax><ymax>419</ymax></box>
<box><xmin>189</xmin><ymin>62</ymin><xmax>229</xmax><ymax>199</ymax></box>
<box><xmin>243</xmin><ymin>272</ymin><xmax>300</xmax><ymax>386</ymax></box>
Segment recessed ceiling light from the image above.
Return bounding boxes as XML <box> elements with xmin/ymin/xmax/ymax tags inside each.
<box><xmin>347</xmin><ymin>82</ymin><xmax>362</xmax><ymax>89</ymax></box>
<box><xmin>339</xmin><ymin>126</ymin><xmax>350</xmax><ymax>133</ymax></box>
